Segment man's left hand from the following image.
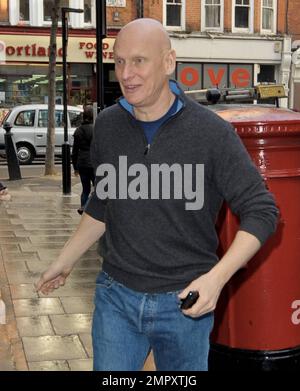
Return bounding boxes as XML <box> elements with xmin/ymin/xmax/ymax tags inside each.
<box><xmin>177</xmin><ymin>271</ymin><xmax>223</xmax><ymax>318</ymax></box>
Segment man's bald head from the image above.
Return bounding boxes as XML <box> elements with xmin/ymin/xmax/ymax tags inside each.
<box><xmin>114</xmin><ymin>18</ymin><xmax>171</xmax><ymax>53</ymax></box>
<box><xmin>113</xmin><ymin>18</ymin><xmax>176</xmax><ymax>116</ymax></box>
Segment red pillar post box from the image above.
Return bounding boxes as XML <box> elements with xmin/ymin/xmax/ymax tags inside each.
<box><xmin>209</xmin><ymin>106</ymin><xmax>300</xmax><ymax>370</ymax></box>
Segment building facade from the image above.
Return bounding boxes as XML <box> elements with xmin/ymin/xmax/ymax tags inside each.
<box><xmin>286</xmin><ymin>0</ymin><xmax>300</xmax><ymax>110</ymax></box>
<box><xmin>0</xmin><ymin>0</ymin><xmax>122</xmax><ymax>110</ymax></box>
<box><xmin>0</xmin><ymin>0</ymin><xmax>295</xmax><ymax>110</ymax></box>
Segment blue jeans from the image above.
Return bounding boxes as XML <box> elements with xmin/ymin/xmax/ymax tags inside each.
<box><xmin>92</xmin><ymin>271</ymin><xmax>214</xmax><ymax>371</ymax></box>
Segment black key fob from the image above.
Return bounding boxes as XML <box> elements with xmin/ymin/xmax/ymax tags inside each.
<box><xmin>180</xmin><ymin>290</ymin><xmax>199</xmax><ymax>310</ymax></box>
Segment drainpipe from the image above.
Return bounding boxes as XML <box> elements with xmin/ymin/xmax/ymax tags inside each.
<box><xmin>137</xmin><ymin>0</ymin><xmax>144</xmax><ymax>19</ymax></box>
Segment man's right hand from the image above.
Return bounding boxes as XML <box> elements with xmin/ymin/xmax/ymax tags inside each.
<box><xmin>35</xmin><ymin>213</ymin><xmax>106</xmax><ymax>295</ymax></box>
<box><xmin>35</xmin><ymin>262</ymin><xmax>73</xmax><ymax>295</ymax></box>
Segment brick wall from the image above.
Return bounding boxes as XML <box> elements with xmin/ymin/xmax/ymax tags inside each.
<box><xmin>186</xmin><ymin>0</ymin><xmax>201</xmax><ymax>32</ymax></box>
<box><xmin>277</xmin><ymin>0</ymin><xmax>287</xmax><ymax>34</ymax></box>
<box><xmin>106</xmin><ymin>0</ymin><xmax>138</xmax><ymax>28</ymax></box>
<box><xmin>106</xmin><ymin>0</ymin><xmax>290</xmax><ymax>39</ymax></box>
<box><xmin>254</xmin><ymin>0</ymin><xmax>260</xmax><ymax>33</ymax></box>
<box><xmin>287</xmin><ymin>0</ymin><xmax>300</xmax><ymax>41</ymax></box>
<box><xmin>144</xmin><ymin>0</ymin><xmax>163</xmax><ymax>21</ymax></box>
<box><xmin>224</xmin><ymin>0</ymin><xmax>232</xmax><ymax>32</ymax></box>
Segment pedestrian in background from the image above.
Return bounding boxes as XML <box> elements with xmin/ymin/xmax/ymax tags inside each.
<box><xmin>72</xmin><ymin>106</ymin><xmax>95</xmax><ymax>215</ymax></box>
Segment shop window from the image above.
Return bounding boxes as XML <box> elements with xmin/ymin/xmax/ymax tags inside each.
<box><xmin>257</xmin><ymin>65</ymin><xmax>275</xmax><ymax>83</ymax></box>
<box><xmin>257</xmin><ymin>64</ymin><xmax>276</xmax><ymax>104</ymax></box>
<box><xmin>233</xmin><ymin>0</ymin><xmax>253</xmax><ymax>32</ymax></box>
<box><xmin>43</xmin><ymin>0</ymin><xmax>69</xmax><ymax>22</ymax></box>
<box><xmin>261</xmin><ymin>0</ymin><xmax>276</xmax><ymax>33</ymax></box>
<box><xmin>202</xmin><ymin>0</ymin><xmax>224</xmax><ymax>32</ymax></box>
<box><xmin>15</xmin><ymin>110</ymin><xmax>35</xmax><ymax>127</ymax></box>
<box><xmin>163</xmin><ymin>0</ymin><xmax>185</xmax><ymax>30</ymax></box>
<box><xmin>0</xmin><ymin>64</ymin><xmax>63</xmax><ymax>106</ymax></box>
<box><xmin>20</xmin><ymin>0</ymin><xmax>29</xmax><ymax>22</ymax></box>
<box><xmin>0</xmin><ymin>0</ymin><xmax>9</xmax><ymax>23</ymax></box>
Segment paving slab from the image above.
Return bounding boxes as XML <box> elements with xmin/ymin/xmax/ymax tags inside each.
<box><xmin>15</xmin><ymin>230</ymin><xmax>74</xmax><ymax>237</ymax></box>
<box><xmin>1</xmin><ymin>244</ymin><xmax>21</xmax><ymax>252</ymax></box>
<box><xmin>0</xmin><ymin>225</ymin><xmax>24</xmax><ymax>231</ymax></box>
<box><xmin>4</xmin><ymin>261</ymin><xmax>28</xmax><ymax>273</ymax></box>
<box><xmin>20</xmin><ymin>243</ymin><xmax>70</xmax><ymax>251</ymax></box>
<box><xmin>0</xmin><ymin>325</ymin><xmax>15</xmax><ymax>370</ymax></box>
<box><xmin>28</xmin><ymin>360</ymin><xmax>70</xmax><ymax>371</ymax></box>
<box><xmin>13</xmin><ymin>298</ymin><xmax>64</xmax><ymax>317</ymax></box>
<box><xmin>60</xmin><ymin>296</ymin><xmax>94</xmax><ymax>314</ymax></box>
<box><xmin>67</xmin><ymin>270</ymin><xmax>97</xmax><ymax>282</ymax></box>
<box><xmin>16</xmin><ymin>316</ymin><xmax>54</xmax><ymax>337</ymax></box>
<box><xmin>0</xmin><ymin>237</ymin><xmax>29</xmax><ymax>244</ymax></box>
<box><xmin>37</xmin><ymin>282</ymin><xmax>95</xmax><ymax>297</ymax></box>
<box><xmin>50</xmin><ymin>314</ymin><xmax>92</xmax><ymax>335</ymax></box>
<box><xmin>3</xmin><ymin>252</ymin><xmax>39</xmax><ymax>262</ymax></box>
<box><xmin>26</xmin><ymin>259</ymin><xmax>100</xmax><ymax>273</ymax></box>
<box><xmin>23</xmin><ymin>335</ymin><xmax>87</xmax><ymax>361</ymax></box>
<box><xmin>22</xmin><ymin>224</ymin><xmax>78</xmax><ymax>230</ymax></box>
<box><xmin>79</xmin><ymin>333</ymin><xmax>93</xmax><ymax>358</ymax></box>
<box><xmin>68</xmin><ymin>359</ymin><xmax>93</xmax><ymax>371</ymax></box>
<box><xmin>10</xmin><ymin>284</ymin><xmax>38</xmax><ymax>300</ymax></box>
<box><xmin>25</xmin><ymin>260</ymin><xmax>52</xmax><ymax>273</ymax></box>
<box><xmin>6</xmin><ymin>270</ymin><xmax>40</xmax><ymax>284</ymax></box>
<box><xmin>12</xmin><ymin>219</ymin><xmax>77</xmax><ymax>225</ymax></box>
<box><xmin>29</xmin><ymin>236</ymin><xmax>70</xmax><ymax>244</ymax></box>
<box><xmin>0</xmin><ymin>231</ymin><xmax>15</xmax><ymax>237</ymax></box>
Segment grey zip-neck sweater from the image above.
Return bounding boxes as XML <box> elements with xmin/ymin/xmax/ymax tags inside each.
<box><xmin>85</xmin><ymin>81</ymin><xmax>278</xmax><ymax>293</ymax></box>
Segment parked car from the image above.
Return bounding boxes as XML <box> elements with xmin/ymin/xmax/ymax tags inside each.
<box><xmin>0</xmin><ymin>104</ymin><xmax>83</xmax><ymax>164</ymax></box>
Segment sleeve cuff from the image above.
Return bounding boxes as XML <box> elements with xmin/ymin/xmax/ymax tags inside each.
<box><xmin>84</xmin><ymin>192</ymin><xmax>106</xmax><ymax>222</ymax></box>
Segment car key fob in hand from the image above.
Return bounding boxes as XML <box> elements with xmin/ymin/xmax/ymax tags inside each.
<box><xmin>180</xmin><ymin>290</ymin><xmax>199</xmax><ymax>310</ymax></box>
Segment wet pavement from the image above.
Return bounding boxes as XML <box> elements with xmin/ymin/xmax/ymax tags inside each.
<box><xmin>0</xmin><ymin>172</ymin><xmax>155</xmax><ymax>371</ymax></box>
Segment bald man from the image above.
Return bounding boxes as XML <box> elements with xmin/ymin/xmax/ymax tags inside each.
<box><xmin>36</xmin><ymin>19</ymin><xmax>278</xmax><ymax>371</ymax></box>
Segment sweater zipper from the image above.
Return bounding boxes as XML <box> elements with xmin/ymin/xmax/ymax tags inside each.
<box><xmin>145</xmin><ymin>105</ymin><xmax>185</xmax><ymax>155</ymax></box>
<box><xmin>144</xmin><ymin>143</ymin><xmax>151</xmax><ymax>155</ymax></box>
<box><xmin>118</xmin><ymin>97</ymin><xmax>186</xmax><ymax>157</ymax></box>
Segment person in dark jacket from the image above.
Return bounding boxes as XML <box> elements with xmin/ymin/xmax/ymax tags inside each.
<box><xmin>72</xmin><ymin>106</ymin><xmax>95</xmax><ymax>215</ymax></box>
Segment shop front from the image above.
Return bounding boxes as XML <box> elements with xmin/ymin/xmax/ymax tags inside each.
<box><xmin>171</xmin><ymin>34</ymin><xmax>291</xmax><ymax>108</ymax></box>
<box><xmin>0</xmin><ymin>33</ymin><xmax>120</xmax><ymax>109</ymax></box>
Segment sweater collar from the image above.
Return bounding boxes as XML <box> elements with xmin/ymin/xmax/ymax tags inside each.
<box><xmin>118</xmin><ymin>79</ymin><xmax>185</xmax><ymax>117</ymax></box>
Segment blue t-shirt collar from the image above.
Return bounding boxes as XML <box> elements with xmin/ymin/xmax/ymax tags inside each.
<box><xmin>118</xmin><ymin>79</ymin><xmax>184</xmax><ymax>117</ymax></box>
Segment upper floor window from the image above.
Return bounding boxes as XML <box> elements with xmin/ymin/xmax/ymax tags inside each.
<box><xmin>84</xmin><ymin>0</ymin><xmax>92</xmax><ymax>24</ymax></box>
<box><xmin>43</xmin><ymin>0</ymin><xmax>69</xmax><ymax>22</ymax></box>
<box><xmin>163</xmin><ymin>0</ymin><xmax>185</xmax><ymax>30</ymax></box>
<box><xmin>261</xmin><ymin>0</ymin><xmax>276</xmax><ymax>33</ymax></box>
<box><xmin>201</xmin><ymin>0</ymin><xmax>224</xmax><ymax>32</ymax></box>
<box><xmin>232</xmin><ymin>0</ymin><xmax>254</xmax><ymax>32</ymax></box>
<box><xmin>0</xmin><ymin>0</ymin><xmax>9</xmax><ymax>23</ymax></box>
<box><xmin>19</xmin><ymin>0</ymin><xmax>30</xmax><ymax>22</ymax></box>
